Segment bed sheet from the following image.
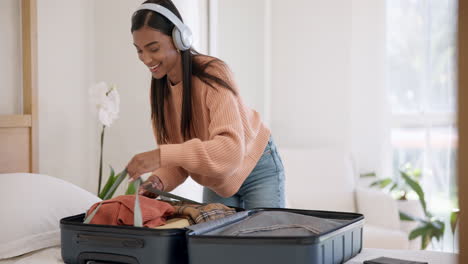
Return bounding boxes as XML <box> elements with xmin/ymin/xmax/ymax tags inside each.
<box><xmin>0</xmin><ymin>246</ymin><xmax>63</xmax><ymax>264</ymax></box>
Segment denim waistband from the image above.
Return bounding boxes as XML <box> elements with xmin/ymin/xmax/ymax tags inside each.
<box><xmin>266</xmin><ymin>135</ymin><xmax>275</xmax><ymax>150</ymax></box>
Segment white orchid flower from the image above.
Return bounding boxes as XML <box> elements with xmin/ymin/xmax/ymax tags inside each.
<box><xmin>90</xmin><ymin>82</ymin><xmax>120</xmax><ymax>127</ymax></box>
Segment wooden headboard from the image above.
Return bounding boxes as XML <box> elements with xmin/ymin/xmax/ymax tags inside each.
<box><xmin>0</xmin><ymin>0</ymin><xmax>38</xmax><ymax>173</ymax></box>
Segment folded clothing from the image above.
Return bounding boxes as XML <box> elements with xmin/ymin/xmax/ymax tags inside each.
<box><xmin>153</xmin><ymin>218</ymin><xmax>191</xmax><ymax>229</ymax></box>
<box><xmin>86</xmin><ymin>195</ymin><xmax>175</xmax><ymax>227</ymax></box>
<box><xmin>204</xmin><ymin>211</ymin><xmax>347</xmax><ymax>237</ymax></box>
<box><xmin>167</xmin><ymin>202</ymin><xmax>237</xmax><ymax>225</ymax></box>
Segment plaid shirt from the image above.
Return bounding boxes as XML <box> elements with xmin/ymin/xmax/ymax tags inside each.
<box><xmin>167</xmin><ymin>202</ymin><xmax>237</xmax><ymax>225</ymax></box>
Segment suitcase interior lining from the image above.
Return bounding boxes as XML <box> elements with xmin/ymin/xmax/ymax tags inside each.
<box><xmin>188</xmin><ymin>210</ymin><xmax>355</xmax><ymax>237</ymax></box>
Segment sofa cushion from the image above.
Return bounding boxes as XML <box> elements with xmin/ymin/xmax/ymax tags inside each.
<box><xmin>355</xmin><ymin>187</ymin><xmax>402</xmax><ymax>230</ymax></box>
<box><xmin>363</xmin><ymin>225</ymin><xmax>409</xmax><ymax>249</ymax></box>
<box><xmin>280</xmin><ymin>148</ymin><xmax>356</xmax><ymax>212</ymax></box>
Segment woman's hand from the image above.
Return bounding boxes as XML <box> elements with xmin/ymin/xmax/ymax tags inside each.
<box><xmin>127</xmin><ymin>149</ymin><xmax>161</xmax><ymax>181</ymax></box>
<box><xmin>138</xmin><ymin>175</ymin><xmax>165</xmax><ymax>198</ymax></box>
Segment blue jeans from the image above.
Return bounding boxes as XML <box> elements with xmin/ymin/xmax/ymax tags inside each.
<box><xmin>203</xmin><ymin>136</ymin><xmax>285</xmax><ymax>209</ymax></box>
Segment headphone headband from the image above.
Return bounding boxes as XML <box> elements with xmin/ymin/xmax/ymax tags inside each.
<box><xmin>134</xmin><ymin>3</ymin><xmax>192</xmax><ymax>50</ymax></box>
<box><xmin>135</xmin><ymin>3</ymin><xmax>188</xmax><ymax>34</ymax></box>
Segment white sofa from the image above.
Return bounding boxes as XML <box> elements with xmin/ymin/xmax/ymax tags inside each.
<box><xmin>279</xmin><ymin>147</ymin><xmax>409</xmax><ymax>249</ymax></box>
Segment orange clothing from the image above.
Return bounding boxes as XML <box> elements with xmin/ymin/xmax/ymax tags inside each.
<box><xmin>154</xmin><ymin>56</ymin><xmax>271</xmax><ymax>197</ymax></box>
<box><xmin>86</xmin><ymin>195</ymin><xmax>175</xmax><ymax>227</ymax></box>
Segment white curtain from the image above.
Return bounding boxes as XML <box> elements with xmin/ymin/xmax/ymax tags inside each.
<box><xmin>386</xmin><ymin>0</ymin><xmax>458</xmax><ymax>251</ymax></box>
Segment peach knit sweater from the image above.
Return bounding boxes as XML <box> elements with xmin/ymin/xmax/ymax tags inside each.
<box><xmin>153</xmin><ymin>56</ymin><xmax>271</xmax><ymax>198</ymax></box>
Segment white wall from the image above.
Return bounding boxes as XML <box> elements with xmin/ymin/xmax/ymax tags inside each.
<box><xmin>32</xmin><ymin>0</ymin><xmax>389</xmax><ymax>196</ymax></box>
<box><xmin>0</xmin><ymin>0</ymin><xmax>22</xmax><ymax>114</ymax></box>
<box><xmin>37</xmin><ymin>0</ymin><xmax>97</xmax><ymax>191</ymax></box>
<box><xmin>93</xmin><ymin>0</ymin><xmax>208</xmax><ymax>201</ymax></box>
<box><xmin>270</xmin><ymin>0</ymin><xmax>353</xmax><ymax>151</ymax></box>
<box><xmin>217</xmin><ymin>0</ymin><xmax>389</xmax><ymax>175</ymax></box>
<box><xmin>215</xmin><ymin>0</ymin><xmax>270</xmax><ymax>122</ymax></box>
<box><xmin>34</xmin><ymin>0</ymin><xmax>209</xmax><ymax>199</ymax></box>
<box><xmin>349</xmin><ymin>0</ymin><xmax>391</xmax><ymax>177</ymax></box>
<box><xmin>174</xmin><ymin>0</ymin><xmax>208</xmax><ymax>53</ymax></box>
<box><xmin>93</xmin><ymin>0</ymin><xmax>153</xmax><ymax>196</ymax></box>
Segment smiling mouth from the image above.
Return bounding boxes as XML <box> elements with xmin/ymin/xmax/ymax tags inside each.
<box><xmin>149</xmin><ymin>63</ymin><xmax>160</xmax><ymax>73</ymax></box>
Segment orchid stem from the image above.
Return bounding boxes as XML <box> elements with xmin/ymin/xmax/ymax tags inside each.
<box><xmin>98</xmin><ymin>125</ymin><xmax>106</xmax><ymax>194</ymax></box>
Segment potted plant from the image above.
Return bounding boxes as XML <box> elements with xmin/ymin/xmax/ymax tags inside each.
<box><xmin>90</xmin><ymin>82</ymin><xmax>137</xmax><ymax>199</ymax></box>
<box><xmin>366</xmin><ymin>166</ymin><xmax>445</xmax><ymax>250</ymax></box>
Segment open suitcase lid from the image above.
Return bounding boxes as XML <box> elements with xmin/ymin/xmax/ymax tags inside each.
<box><xmin>186</xmin><ymin>208</ymin><xmax>364</xmax><ymax>244</ymax></box>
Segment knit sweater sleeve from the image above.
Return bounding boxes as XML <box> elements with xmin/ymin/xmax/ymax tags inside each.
<box><xmin>158</xmin><ymin>63</ymin><xmax>245</xmax><ymax>179</ymax></box>
<box><xmin>152</xmin><ymin>166</ymin><xmax>189</xmax><ymax>192</ymax></box>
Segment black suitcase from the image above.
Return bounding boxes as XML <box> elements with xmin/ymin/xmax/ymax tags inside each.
<box><xmin>61</xmin><ymin>212</ymin><xmax>188</xmax><ymax>264</ymax></box>
<box><xmin>186</xmin><ymin>208</ymin><xmax>364</xmax><ymax>264</ymax></box>
<box><xmin>61</xmin><ymin>170</ymin><xmax>212</xmax><ymax>264</ymax></box>
<box><xmin>61</xmin><ymin>208</ymin><xmax>363</xmax><ymax>264</ymax></box>
<box><xmin>60</xmin><ymin>185</ymin><xmax>208</xmax><ymax>264</ymax></box>
<box><xmin>61</xmin><ymin>170</ymin><xmax>364</xmax><ymax>264</ymax></box>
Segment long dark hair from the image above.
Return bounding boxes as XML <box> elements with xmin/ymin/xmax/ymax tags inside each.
<box><xmin>131</xmin><ymin>0</ymin><xmax>236</xmax><ymax>144</ymax></box>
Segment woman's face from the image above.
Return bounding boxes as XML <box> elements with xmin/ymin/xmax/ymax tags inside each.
<box><xmin>133</xmin><ymin>26</ymin><xmax>181</xmax><ymax>82</ymax></box>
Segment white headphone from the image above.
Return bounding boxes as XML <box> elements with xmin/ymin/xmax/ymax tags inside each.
<box><xmin>135</xmin><ymin>3</ymin><xmax>193</xmax><ymax>51</ymax></box>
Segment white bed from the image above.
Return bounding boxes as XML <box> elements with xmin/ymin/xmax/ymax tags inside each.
<box><xmin>0</xmin><ymin>173</ymin><xmax>100</xmax><ymax>264</ymax></box>
<box><xmin>0</xmin><ymin>1</ymin><xmax>70</xmax><ymax>262</ymax></box>
<box><xmin>0</xmin><ymin>247</ymin><xmax>62</xmax><ymax>264</ymax></box>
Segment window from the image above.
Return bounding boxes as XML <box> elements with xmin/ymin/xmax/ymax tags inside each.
<box><xmin>386</xmin><ymin>0</ymin><xmax>458</xmax><ymax>250</ymax></box>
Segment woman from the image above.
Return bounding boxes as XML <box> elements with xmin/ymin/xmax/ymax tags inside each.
<box><xmin>126</xmin><ymin>0</ymin><xmax>285</xmax><ymax>209</ymax></box>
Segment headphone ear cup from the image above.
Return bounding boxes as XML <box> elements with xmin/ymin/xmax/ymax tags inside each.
<box><xmin>172</xmin><ymin>27</ymin><xmax>192</xmax><ymax>51</ymax></box>
<box><xmin>172</xmin><ymin>27</ymin><xmax>185</xmax><ymax>51</ymax></box>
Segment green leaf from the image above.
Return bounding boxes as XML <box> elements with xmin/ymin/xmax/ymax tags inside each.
<box><xmin>125</xmin><ymin>181</ymin><xmax>137</xmax><ymax>195</ymax></box>
<box><xmin>389</xmin><ymin>183</ymin><xmax>399</xmax><ymax>192</ymax></box>
<box><xmin>412</xmin><ymin>168</ymin><xmax>422</xmax><ymax>178</ymax></box>
<box><xmin>422</xmin><ymin>230</ymin><xmax>432</xmax><ymax>250</ymax></box>
<box><xmin>450</xmin><ymin>210</ymin><xmax>459</xmax><ymax>234</ymax></box>
<box><xmin>98</xmin><ymin>166</ymin><xmax>116</xmax><ymax>199</ymax></box>
<box><xmin>399</xmin><ymin>211</ymin><xmax>416</xmax><ymax>221</ymax></box>
<box><xmin>102</xmin><ymin>169</ymin><xmax>128</xmax><ymax>200</ymax></box>
<box><xmin>360</xmin><ymin>172</ymin><xmax>377</xmax><ymax>178</ymax></box>
<box><xmin>110</xmin><ymin>166</ymin><xmax>115</xmax><ymax>178</ymax></box>
<box><xmin>409</xmin><ymin>222</ymin><xmax>433</xmax><ymax>250</ymax></box>
<box><xmin>369</xmin><ymin>178</ymin><xmax>393</xmax><ymax>189</ymax></box>
<box><xmin>409</xmin><ymin>226</ymin><xmax>429</xmax><ymax>240</ymax></box>
<box><xmin>409</xmin><ymin>219</ymin><xmax>445</xmax><ymax>249</ymax></box>
<box><xmin>432</xmin><ymin>220</ymin><xmax>445</xmax><ymax>240</ymax></box>
<box><xmin>400</xmin><ymin>170</ymin><xmax>427</xmax><ymax>215</ymax></box>
<box><xmin>430</xmin><ymin>219</ymin><xmax>444</xmax><ymax>231</ymax></box>
<box><xmin>379</xmin><ymin>178</ymin><xmax>393</xmax><ymax>188</ymax></box>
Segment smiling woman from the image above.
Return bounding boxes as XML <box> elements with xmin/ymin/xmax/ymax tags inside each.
<box><xmin>133</xmin><ymin>29</ymin><xmax>183</xmax><ymax>83</ymax></box>
<box><xmin>126</xmin><ymin>0</ymin><xmax>285</xmax><ymax>210</ymax></box>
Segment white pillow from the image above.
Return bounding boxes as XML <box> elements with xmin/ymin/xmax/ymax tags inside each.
<box><xmin>0</xmin><ymin>173</ymin><xmax>101</xmax><ymax>259</ymax></box>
